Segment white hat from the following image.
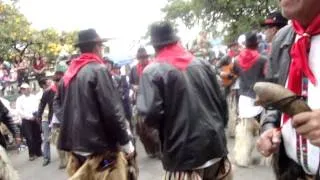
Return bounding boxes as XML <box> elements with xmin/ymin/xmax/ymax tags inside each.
<box><xmin>20</xmin><ymin>83</ymin><xmax>30</xmax><ymax>89</ymax></box>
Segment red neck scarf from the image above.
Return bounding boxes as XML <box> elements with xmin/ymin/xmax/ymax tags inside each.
<box><xmin>289</xmin><ymin>14</ymin><xmax>320</xmax><ymax>91</ymax></box>
<box><xmin>63</xmin><ymin>53</ymin><xmax>104</xmax><ymax>87</ymax></box>
<box><xmin>137</xmin><ymin>62</ymin><xmax>149</xmax><ymax>77</ymax></box>
<box><xmin>237</xmin><ymin>48</ymin><xmax>260</xmax><ymax>71</ymax></box>
<box><xmin>283</xmin><ymin>14</ymin><xmax>320</xmax><ymax>124</ymax></box>
<box><xmin>156</xmin><ymin>43</ymin><xmax>194</xmax><ymax>71</ymax></box>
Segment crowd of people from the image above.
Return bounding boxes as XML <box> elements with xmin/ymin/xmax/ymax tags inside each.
<box><xmin>0</xmin><ymin>53</ymin><xmax>48</xmax><ymax>95</ymax></box>
<box><xmin>0</xmin><ymin>0</ymin><xmax>320</xmax><ymax>179</ymax></box>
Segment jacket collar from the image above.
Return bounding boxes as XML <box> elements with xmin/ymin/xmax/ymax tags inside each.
<box><xmin>279</xmin><ymin>25</ymin><xmax>296</xmax><ymax>49</ymax></box>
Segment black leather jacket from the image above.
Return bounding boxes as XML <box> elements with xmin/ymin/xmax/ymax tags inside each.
<box><xmin>54</xmin><ymin>63</ymin><xmax>130</xmax><ymax>153</ymax></box>
<box><xmin>38</xmin><ymin>88</ymin><xmax>55</xmax><ymax>123</ymax></box>
<box><xmin>137</xmin><ymin>58</ymin><xmax>228</xmax><ymax>171</ymax></box>
<box><xmin>261</xmin><ymin>25</ymin><xmax>295</xmax><ymax>132</ymax></box>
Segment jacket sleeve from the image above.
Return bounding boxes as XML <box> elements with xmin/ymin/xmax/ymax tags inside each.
<box><xmin>137</xmin><ymin>68</ymin><xmax>164</xmax><ymax>128</ymax></box>
<box><xmin>233</xmin><ymin>61</ymin><xmax>242</xmax><ymax>75</ymax></box>
<box><xmin>95</xmin><ymin>66</ymin><xmax>130</xmax><ymax>146</ymax></box>
<box><xmin>129</xmin><ymin>66</ymin><xmax>137</xmax><ymax>85</ymax></box>
<box><xmin>53</xmin><ymin>83</ymin><xmax>63</xmax><ymax>122</ymax></box>
<box><xmin>0</xmin><ymin>100</ymin><xmax>20</xmax><ymax>138</ymax></box>
<box><xmin>207</xmin><ymin>64</ymin><xmax>228</xmax><ymax>127</ymax></box>
<box><xmin>37</xmin><ymin>90</ymin><xmax>48</xmax><ymax>119</ymax></box>
<box><xmin>260</xmin><ymin>109</ymin><xmax>281</xmax><ymax>133</ymax></box>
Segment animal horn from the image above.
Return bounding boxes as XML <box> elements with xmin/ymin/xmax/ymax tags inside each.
<box><xmin>253</xmin><ymin>82</ymin><xmax>311</xmax><ymax>116</ymax></box>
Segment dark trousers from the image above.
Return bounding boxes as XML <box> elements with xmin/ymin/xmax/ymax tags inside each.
<box><xmin>22</xmin><ymin>119</ymin><xmax>42</xmax><ymax>157</ymax></box>
<box><xmin>17</xmin><ymin>72</ymin><xmax>29</xmax><ymax>87</ymax></box>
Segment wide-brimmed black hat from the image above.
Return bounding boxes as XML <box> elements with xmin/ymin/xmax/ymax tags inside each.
<box><xmin>136</xmin><ymin>47</ymin><xmax>149</xmax><ymax>59</ymax></box>
<box><xmin>150</xmin><ymin>21</ymin><xmax>179</xmax><ymax>46</ymax></box>
<box><xmin>261</xmin><ymin>11</ymin><xmax>288</xmax><ymax>28</ymax></box>
<box><xmin>74</xmin><ymin>29</ymin><xmax>108</xmax><ymax>47</ymax></box>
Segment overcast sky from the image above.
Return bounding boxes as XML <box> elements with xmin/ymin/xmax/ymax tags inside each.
<box><xmin>18</xmin><ymin>0</ymin><xmax>201</xmax><ymax>54</ymax></box>
<box><xmin>19</xmin><ymin>0</ymin><xmax>167</xmax><ymax>39</ymax></box>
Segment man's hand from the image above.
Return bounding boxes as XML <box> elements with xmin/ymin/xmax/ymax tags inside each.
<box><xmin>292</xmin><ymin>110</ymin><xmax>320</xmax><ymax>147</ymax></box>
<box><xmin>256</xmin><ymin>128</ymin><xmax>281</xmax><ymax>157</ymax></box>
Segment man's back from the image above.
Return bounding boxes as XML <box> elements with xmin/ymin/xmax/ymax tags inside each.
<box><xmin>236</xmin><ymin>54</ymin><xmax>267</xmax><ymax>98</ymax></box>
<box><xmin>138</xmin><ymin>58</ymin><xmax>228</xmax><ymax>171</ymax></box>
<box><xmin>56</xmin><ymin>63</ymin><xmax>129</xmax><ymax>154</ymax></box>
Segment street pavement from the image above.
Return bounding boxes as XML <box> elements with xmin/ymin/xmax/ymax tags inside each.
<box><xmin>9</xmin><ymin>138</ymin><xmax>275</xmax><ymax>180</ymax></box>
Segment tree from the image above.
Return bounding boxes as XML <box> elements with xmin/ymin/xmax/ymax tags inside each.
<box><xmin>29</xmin><ymin>29</ymin><xmax>77</xmax><ymax>62</ymax></box>
<box><xmin>0</xmin><ymin>2</ymin><xmax>33</xmax><ymax>59</ymax></box>
<box><xmin>0</xmin><ymin>1</ymin><xmax>77</xmax><ymax>62</ymax></box>
<box><xmin>162</xmin><ymin>0</ymin><xmax>279</xmax><ymax>43</ymax></box>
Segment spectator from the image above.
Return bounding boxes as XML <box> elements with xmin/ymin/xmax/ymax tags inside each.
<box><xmin>33</xmin><ymin>53</ymin><xmax>46</xmax><ymax>82</ymax></box>
<box><xmin>14</xmin><ymin>56</ymin><xmax>28</xmax><ymax>87</ymax></box>
<box><xmin>37</xmin><ymin>77</ymin><xmax>53</xmax><ymax>166</ymax></box>
<box><xmin>16</xmin><ymin>83</ymin><xmax>42</xmax><ymax>161</ymax></box>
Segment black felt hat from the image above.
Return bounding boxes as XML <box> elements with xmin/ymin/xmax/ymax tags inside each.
<box><xmin>261</xmin><ymin>11</ymin><xmax>288</xmax><ymax>28</ymax></box>
<box><xmin>136</xmin><ymin>47</ymin><xmax>149</xmax><ymax>59</ymax></box>
<box><xmin>149</xmin><ymin>21</ymin><xmax>179</xmax><ymax>46</ymax></box>
<box><xmin>74</xmin><ymin>29</ymin><xmax>108</xmax><ymax>47</ymax></box>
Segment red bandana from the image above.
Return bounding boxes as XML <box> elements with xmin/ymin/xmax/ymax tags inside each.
<box><xmin>237</xmin><ymin>49</ymin><xmax>260</xmax><ymax>71</ymax></box>
<box><xmin>136</xmin><ymin>62</ymin><xmax>149</xmax><ymax>77</ymax></box>
<box><xmin>63</xmin><ymin>53</ymin><xmax>104</xmax><ymax>87</ymax></box>
<box><xmin>155</xmin><ymin>43</ymin><xmax>193</xmax><ymax>71</ymax></box>
<box><xmin>284</xmin><ymin>14</ymin><xmax>320</xmax><ymax>124</ymax></box>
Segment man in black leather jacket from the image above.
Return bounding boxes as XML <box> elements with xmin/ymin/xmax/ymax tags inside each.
<box><xmin>257</xmin><ymin>0</ymin><xmax>320</xmax><ymax>179</ymax></box>
<box><xmin>54</xmin><ymin>29</ymin><xmax>134</xmax><ymax>179</ymax></box>
<box><xmin>137</xmin><ymin>22</ymin><xmax>230</xmax><ymax>179</ymax></box>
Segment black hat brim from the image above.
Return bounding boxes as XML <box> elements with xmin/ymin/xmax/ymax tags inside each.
<box><xmin>260</xmin><ymin>21</ymin><xmax>287</xmax><ymax>28</ymax></box>
<box><xmin>74</xmin><ymin>38</ymin><xmax>109</xmax><ymax>47</ymax></box>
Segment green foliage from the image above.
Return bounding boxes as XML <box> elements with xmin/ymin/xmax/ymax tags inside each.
<box><xmin>0</xmin><ymin>1</ymin><xmax>77</xmax><ymax>62</ymax></box>
<box><xmin>162</xmin><ymin>0</ymin><xmax>279</xmax><ymax>43</ymax></box>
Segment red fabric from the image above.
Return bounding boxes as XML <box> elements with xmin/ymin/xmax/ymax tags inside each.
<box><xmin>63</xmin><ymin>53</ymin><xmax>104</xmax><ymax>87</ymax></box>
<box><xmin>33</xmin><ymin>60</ymin><xmax>45</xmax><ymax>70</ymax></box>
<box><xmin>50</xmin><ymin>84</ymin><xmax>57</xmax><ymax>93</ymax></box>
<box><xmin>137</xmin><ymin>62</ymin><xmax>149</xmax><ymax>77</ymax></box>
<box><xmin>228</xmin><ymin>50</ymin><xmax>237</xmax><ymax>58</ymax></box>
<box><xmin>155</xmin><ymin>43</ymin><xmax>194</xmax><ymax>71</ymax></box>
<box><xmin>283</xmin><ymin>14</ymin><xmax>320</xmax><ymax>124</ymax></box>
<box><xmin>264</xmin><ymin>19</ymin><xmax>275</xmax><ymax>24</ymax></box>
<box><xmin>237</xmin><ymin>49</ymin><xmax>260</xmax><ymax>71</ymax></box>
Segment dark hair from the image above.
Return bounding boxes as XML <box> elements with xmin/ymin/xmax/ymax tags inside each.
<box><xmin>14</xmin><ymin>56</ymin><xmax>23</xmax><ymax>64</ymax></box>
<box><xmin>38</xmin><ymin>77</ymin><xmax>48</xmax><ymax>88</ymax></box>
<box><xmin>53</xmin><ymin>71</ymin><xmax>64</xmax><ymax>82</ymax></box>
<box><xmin>153</xmin><ymin>42</ymin><xmax>177</xmax><ymax>52</ymax></box>
<box><xmin>79</xmin><ymin>42</ymin><xmax>96</xmax><ymax>53</ymax></box>
<box><xmin>245</xmin><ymin>32</ymin><xmax>258</xmax><ymax>49</ymax></box>
<box><xmin>33</xmin><ymin>56</ymin><xmax>43</xmax><ymax>66</ymax></box>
